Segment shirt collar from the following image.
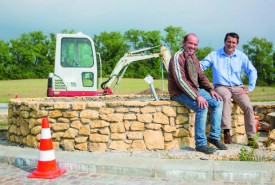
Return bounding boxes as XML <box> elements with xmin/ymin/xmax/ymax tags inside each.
<box><xmin>221</xmin><ymin>47</ymin><xmax>237</xmax><ymax>57</ymax></box>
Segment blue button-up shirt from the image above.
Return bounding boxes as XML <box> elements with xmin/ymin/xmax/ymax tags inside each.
<box><xmin>200</xmin><ymin>48</ymin><xmax>257</xmax><ymax>91</ymax></box>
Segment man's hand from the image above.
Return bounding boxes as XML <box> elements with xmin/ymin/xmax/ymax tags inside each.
<box><xmin>209</xmin><ymin>89</ymin><xmax>223</xmax><ymax>101</ymax></box>
<box><xmin>197</xmin><ymin>96</ymin><xmax>208</xmax><ymax>109</ymax></box>
<box><xmin>238</xmin><ymin>89</ymin><xmax>250</xmax><ymax>95</ymax></box>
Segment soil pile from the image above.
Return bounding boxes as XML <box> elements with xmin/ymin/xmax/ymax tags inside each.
<box><xmin>138</xmin><ymin>88</ymin><xmax>168</xmax><ymax>95</ymax></box>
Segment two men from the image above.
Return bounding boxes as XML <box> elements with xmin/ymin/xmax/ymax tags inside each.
<box><xmin>168</xmin><ymin>32</ymin><xmax>258</xmax><ymax>154</ymax></box>
<box><xmin>200</xmin><ymin>32</ymin><xmax>258</xmax><ymax>148</ymax></box>
<box><xmin>168</xmin><ymin>33</ymin><xmax>227</xmax><ymax>154</ymax></box>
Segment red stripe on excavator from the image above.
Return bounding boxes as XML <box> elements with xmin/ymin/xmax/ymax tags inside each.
<box><xmin>51</xmin><ymin>91</ymin><xmax>104</xmax><ymax>97</ymax></box>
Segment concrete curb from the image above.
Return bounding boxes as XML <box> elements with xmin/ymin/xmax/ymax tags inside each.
<box><xmin>0</xmin><ymin>144</ymin><xmax>274</xmax><ymax>183</ymax></box>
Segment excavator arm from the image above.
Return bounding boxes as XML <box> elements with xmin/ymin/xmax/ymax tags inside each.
<box><xmin>101</xmin><ymin>45</ymin><xmax>171</xmax><ymax>94</ymax></box>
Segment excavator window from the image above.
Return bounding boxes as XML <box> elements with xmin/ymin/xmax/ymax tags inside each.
<box><xmin>82</xmin><ymin>72</ymin><xmax>94</xmax><ymax>87</ymax></box>
<box><xmin>61</xmin><ymin>38</ymin><xmax>94</xmax><ymax>68</ymax></box>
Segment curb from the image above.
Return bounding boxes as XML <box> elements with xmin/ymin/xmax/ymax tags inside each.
<box><xmin>0</xmin><ymin>144</ymin><xmax>274</xmax><ymax>183</ymax></box>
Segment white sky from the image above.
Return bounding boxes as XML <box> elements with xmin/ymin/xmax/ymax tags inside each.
<box><xmin>1</xmin><ymin>0</ymin><xmax>274</xmax><ymax>49</ymax></box>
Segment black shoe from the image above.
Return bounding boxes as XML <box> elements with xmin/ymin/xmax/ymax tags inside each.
<box><xmin>195</xmin><ymin>145</ymin><xmax>216</xmax><ymax>154</ymax></box>
<box><xmin>207</xmin><ymin>137</ymin><xmax>228</xmax><ymax>150</ymax></box>
<box><xmin>247</xmin><ymin>138</ymin><xmax>259</xmax><ymax>149</ymax></box>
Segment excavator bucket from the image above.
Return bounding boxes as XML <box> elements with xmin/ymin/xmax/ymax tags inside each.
<box><xmin>160</xmin><ymin>45</ymin><xmax>171</xmax><ymax>70</ymax></box>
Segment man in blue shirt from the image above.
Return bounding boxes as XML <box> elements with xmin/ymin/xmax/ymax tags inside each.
<box><xmin>200</xmin><ymin>32</ymin><xmax>258</xmax><ymax>148</ymax></box>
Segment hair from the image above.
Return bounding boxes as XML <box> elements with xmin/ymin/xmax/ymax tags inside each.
<box><xmin>224</xmin><ymin>32</ymin><xmax>239</xmax><ymax>44</ymax></box>
<box><xmin>183</xmin><ymin>33</ymin><xmax>199</xmax><ymax>44</ymax></box>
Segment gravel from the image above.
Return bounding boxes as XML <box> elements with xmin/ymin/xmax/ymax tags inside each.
<box><xmin>0</xmin><ymin>130</ymin><xmax>274</xmax><ymax>162</ymax></box>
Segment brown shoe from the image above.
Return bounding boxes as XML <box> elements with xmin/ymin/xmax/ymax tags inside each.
<box><xmin>247</xmin><ymin>138</ymin><xmax>259</xmax><ymax>149</ymax></box>
<box><xmin>224</xmin><ymin>133</ymin><xmax>232</xmax><ymax>144</ymax></box>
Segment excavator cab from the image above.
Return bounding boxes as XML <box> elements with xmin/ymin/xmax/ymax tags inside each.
<box><xmin>47</xmin><ymin>32</ymin><xmax>101</xmax><ymax>97</ymax></box>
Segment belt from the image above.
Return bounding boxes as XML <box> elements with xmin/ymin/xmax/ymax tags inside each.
<box><xmin>215</xmin><ymin>84</ymin><xmax>243</xmax><ymax>88</ymax></box>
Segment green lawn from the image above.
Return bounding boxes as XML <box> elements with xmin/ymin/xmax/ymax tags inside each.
<box><xmin>0</xmin><ymin>78</ymin><xmax>168</xmax><ymax>103</ymax></box>
<box><xmin>0</xmin><ymin>79</ymin><xmax>274</xmax><ymax>103</ymax></box>
<box><xmin>0</xmin><ymin>79</ymin><xmax>48</xmax><ymax>102</ymax></box>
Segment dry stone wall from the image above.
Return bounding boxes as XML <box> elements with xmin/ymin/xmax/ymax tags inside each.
<box><xmin>6</xmin><ymin>95</ymin><xmax>274</xmax><ymax>152</ymax></box>
<box><xmin>253</xmin><ymin>103</ymin><xmax>275</xmax><ymax>123</ymax></box>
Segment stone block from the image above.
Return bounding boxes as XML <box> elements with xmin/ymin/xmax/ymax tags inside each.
<box><xmin>267</xmin><ymin>112</ymin><xmax>275</xmax><ymax>130</ymax></box>
<box><xmin>89</xmin><ymin>143</ymin><xmax>107</xmax><ymax>152</ymax></box>
<box><xmin>108</xmin><ymin>141</ymin><xmax>129</xmax><ymax>151</ymax></box>
<box><xmin>144</xmin><ymin>130</ymin><xmax>164</xmax><ymax>150</ymax></box>
<box><xmin>153</xmin><ymin>112</ymin><xmax>169</xmax><ymax>124</ymax></box>
<box><xmin>129</xmin><ymin>140</ymin><xmax>146</xmax><ymax>151</ymax></box>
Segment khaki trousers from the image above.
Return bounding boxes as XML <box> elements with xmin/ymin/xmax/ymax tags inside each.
<box><xmin>215</xmin><ymin>85</ymin><xmax>255</xmax><ymax>138</ymax></box>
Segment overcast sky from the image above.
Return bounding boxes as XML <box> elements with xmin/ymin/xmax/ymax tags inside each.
<box><xmin>1</xmin><ymin>0</ymin><xmax>274</xmax><ymax>50</ymax></box>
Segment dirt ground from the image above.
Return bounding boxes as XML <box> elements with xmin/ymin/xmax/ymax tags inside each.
<box><xmin>137</xmin><ymin>88</ymin><xmax>168</xmax><ymax>95</ymax></box>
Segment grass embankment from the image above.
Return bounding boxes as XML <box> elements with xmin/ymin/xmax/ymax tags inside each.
<box><xmin>0</xmin><ymin>79</ymin><xmax>274</xmax><ymax>103</ymax></box>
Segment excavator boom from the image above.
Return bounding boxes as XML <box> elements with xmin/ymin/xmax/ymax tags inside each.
<box><xmin>101</xmin><ymin>45</ymin><xmax>171</xmax><ymax>94</ymax></box>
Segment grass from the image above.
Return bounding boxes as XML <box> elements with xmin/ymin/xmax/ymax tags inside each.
<box><xmin>248</xmin><ymin>86</ymin><xmax>275</xmax><ymax>102</ymax></box>
<box><xmin>0</xmin><ymin>122</ymin><xmax>7</xmax><ymax>126</ymax></box>
<box><xmin>0</xmin><ymin>79</ymin><xmax>48</xmax><ymax>102</ymax></box>
<box><xmin>0</xmin><ymin>79</ymin><xmax>274</xmax><ymax>103</ymax></box>
<box><xmin>0</xmin><ymin>78</ymin><xmax>168</xmax><ymax>103</ymax></box>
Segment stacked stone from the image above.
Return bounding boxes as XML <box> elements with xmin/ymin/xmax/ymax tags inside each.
<box><xmin>6</xmin><ymin>96</ymin><xmax>248</xmax><ymax>152</ymax></box>
<box><xmin>7</xmin><ymin>97</ymin><xmax>196</xmax><ymax>152</ymax></box>
<box><xmin>252</xmin><ymin>103</ymin><xmax>275</xmax><ymax>122</ymax></box>
<box><xmin>266</xmin><ymin>129</ymin><xmax>275</xmax><ymax>150</ymax></box>
<box><xmin>231</xmin><ymin>105</ymin><xmax>247</xmax><ymax>144</ymax></box>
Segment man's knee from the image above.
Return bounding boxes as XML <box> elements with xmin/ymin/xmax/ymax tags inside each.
<box><xmin>215</xmin><ymin>90</ymin><xmax>231</xmax><ymax>102</ymax></box>
<box><xmin>210</xmin><ymin>99</ymin><xmax>223</xmax><ymax>108</ymax></box>
<box><xmin>196</xmin><ymin>107</ymin><xmax>208</xmax><ymax>114</ymax></box>
<box><xmin>220</xmin><ymin>94</ymin><xmax>231</xmax><ymax>102</ymax></box>
<box><xmin>242</xmin><ymin>103</ymin><xmax>253</xmax><ymax>113</ymax></box>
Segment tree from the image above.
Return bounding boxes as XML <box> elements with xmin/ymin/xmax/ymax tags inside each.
<box><xmin>61</xmin><ymin>29</ymin><xmax>76</xmax><ymax>34</ymax></box>
<box><xmin>124</xmin><ymin>29</ymin><xmax>144</xmax><ymax>49</ymax></box>
<box><xmin>0</xmin><ymin>40</ymin><xmax>11</xmax><ymax>79</ymax></box>
<box><xmin>140</xmin><ymin>30</ymin><xmax>163</xmax><ymax>78</ymax></box>
<box><xmin>196</xmin><ymin>47</ymin><xmax>214</xmax><ymax>81</ymax></box>
<box><xmin>4</xmin><ymin>28</ymin><xmax>274</xmax><ymax>85</ymax></box>
<box><xmin>94</xmin><ymin>31</ymin><xmax>130</xmax><ymax>77</ymax></box>
<box><xmin>139</xmin><ymin>30</ymin><xmax>163</xmax><ymax>48</ymax></box>
<box><xmin>9</xmin><ymin>31</ymin><xmax>52</xmax><ymax>79</ymax></box>
<box><xmin>243</xmin><ymin>37</ymin><xmax>275</xmax><ymax>85</ymax></box>
<box><xmin>48</xmin><ymin>33</ymin><xmax>56</xmax><ymax>66</ymax></box>
<box><xmin>125</xmin><ymin>30</ymin><xmax>163</xmax><ymax>79</ymax></box>
<box><xmin>163</xmin><ymin>26</ymin><xmax>186</xmax><ymax>54</ymax></box>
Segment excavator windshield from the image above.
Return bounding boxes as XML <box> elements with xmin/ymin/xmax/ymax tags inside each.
<box><xmin>61</xmin><ymin>38</ymin><xmax>94</xmax><ymax>68</ymax></box>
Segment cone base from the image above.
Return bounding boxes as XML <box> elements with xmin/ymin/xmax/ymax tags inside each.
<box><xmin>28</xmin><ymin>167</ymin><xmax>66</xmax><ymax>179</ymax></box>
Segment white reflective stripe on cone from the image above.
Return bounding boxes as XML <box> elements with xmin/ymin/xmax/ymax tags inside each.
<box><xmin>38</xmin><ymin>149</ymin><xmax>56</xmax><ymax>161</ymax></box>
<box><xmin>40</xmin><ymin>128</ymin><xmax>52</xmax><ymax>139</ymax></box>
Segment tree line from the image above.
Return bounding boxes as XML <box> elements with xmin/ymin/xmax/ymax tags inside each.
<box><xmin>0</xmin><ymin>26</ymin><xmax>274</xmax><ymax>85</ymax></box>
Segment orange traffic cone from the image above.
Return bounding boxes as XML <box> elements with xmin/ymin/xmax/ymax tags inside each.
<box><xmin>254</xmin><ymin>116</ymin><xmax>259</xmax><ymax>132</ymax></box>
<box><xmin>28</xmin><ymin>118</ymin><xmax>66</xmax><ymax>179</ymax></box>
